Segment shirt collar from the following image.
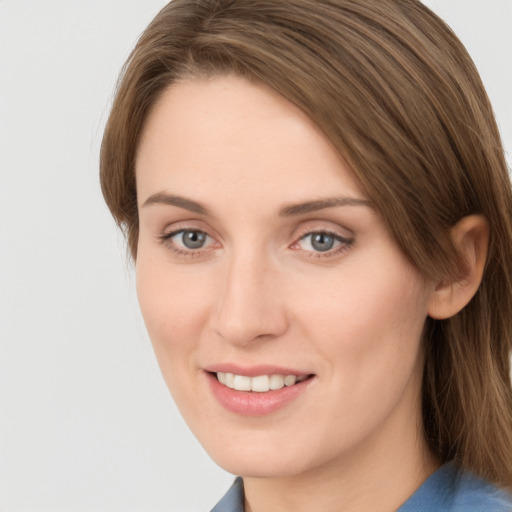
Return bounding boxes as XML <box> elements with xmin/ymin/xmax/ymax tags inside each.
<box><xmin>210</xmin><ymin>477</ymin><xmax>244</xmax><ymax>512</ymax></box>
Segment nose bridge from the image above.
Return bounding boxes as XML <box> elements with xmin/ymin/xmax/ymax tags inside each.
<box><xmin>212</xmin><ymin>246</ymin><xmax>287</xmax><ymax>344</ymax></box>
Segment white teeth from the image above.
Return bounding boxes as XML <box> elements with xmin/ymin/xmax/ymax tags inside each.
<box><xmin>251</xmin><ymin>375</ymin><xmax>270</xmax><ymax>392</ymax></box>
<box><xmin>284</xmin><ymin>375</ymin><xmax>297</xmax><ymax>386</ymax></box>
<box><xmin>233</xmin><ymin>375</ymin><xmax>252</xmax><ymax>391</ymax></box>
<box><xmin>216</xmin><ymin>372</ymin><xmax>308</xmax><ymax>392</ymax></box>
<box><xmin>269</xmin><ymin>374</ymin><xmax>285</xmax><ymax>390</ymax></box>
<box><xmin>225</xmin><ymin>372</ymin><xmax>235</xmax><ymax>388</ymax></box>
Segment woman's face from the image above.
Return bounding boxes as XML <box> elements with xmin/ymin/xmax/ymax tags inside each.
<box><xmin>135</xmin><ymin>75</ymin><xmax>435</xmax><ymax>478</ymax></box>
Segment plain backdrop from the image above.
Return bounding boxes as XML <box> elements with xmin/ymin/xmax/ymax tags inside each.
<box><xmin>0</xmin><ymin>1</ymin><xmax>510</xmax><ymax>511</ymax></box>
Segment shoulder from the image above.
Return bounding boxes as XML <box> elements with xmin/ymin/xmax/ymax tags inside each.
<box><xmin>399</xmin><ymin>461</ymin><xmax>512</xmax><ymax>512</ymax></box>
<box><xmin>452</xmin><ymin>468</ymin><xmax>512</xmax><ymax>512</ymax></box>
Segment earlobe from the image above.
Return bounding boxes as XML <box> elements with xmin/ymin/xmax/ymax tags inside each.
<box><xmin>428</xmin><ymin>215</ymin><xmax>489</xmax><ymax>320</ymax></box>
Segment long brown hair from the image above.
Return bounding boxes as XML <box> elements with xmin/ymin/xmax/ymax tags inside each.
<box><xmin>100</xmin><ymin>0</ymin><xmax>512</xmax><ymax>488</ymax></box>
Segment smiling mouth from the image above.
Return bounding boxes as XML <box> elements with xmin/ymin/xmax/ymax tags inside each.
<box><xmin>215</xmin><ymin>372</ymin><xmax>312</xmax><ymax>392</ymax></box>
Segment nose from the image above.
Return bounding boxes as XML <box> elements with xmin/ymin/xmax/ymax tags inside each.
<box><xmin>209</xmin><ymin>251</ymin><xmax>289</xmax><ymax>346</ymax></box>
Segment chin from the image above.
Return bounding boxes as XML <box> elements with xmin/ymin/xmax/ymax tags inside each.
<box><xmin>211</xmin><ymin>450</ymin><xmax>309</xmax><ymax>478</ymax></box>
<box><xmin>194</xmin><ymin>427</ymin><xmax>324</xmax><ymax>478</ymax></box>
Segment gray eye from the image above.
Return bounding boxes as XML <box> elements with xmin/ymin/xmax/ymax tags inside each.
<box><xmin>310</xmin><ymin>233</ymin><xmax>335</xmax><ymax>252</ymax></box>
<box><xmin>181</xmin><ymin>230</ymin><xmax>208</xmax><ymax>249</ymax></box>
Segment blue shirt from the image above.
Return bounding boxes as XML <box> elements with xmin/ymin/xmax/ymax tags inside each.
<box><xmin>211</xmin><ymin>462</ymin><xmax>512</xmax><ymax>511</ymax></box>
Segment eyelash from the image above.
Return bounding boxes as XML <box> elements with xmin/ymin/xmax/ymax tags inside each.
<box><xmin>158</xmin><ymin>228</ymin><xmax>353</xmax><ymax>259</ymax></box>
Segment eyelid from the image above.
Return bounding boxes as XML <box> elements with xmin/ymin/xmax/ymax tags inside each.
<box><xmin>292</xmin><ymin>220</ymin><xmax>352</xmax><ymax>241</ymax></box>
<box><xmin>291</xmin><ymin>230</ymin><xmax>352</xmax><ymax>248</ymax></box>
<box><xmin>159</xmin><ymin>218</ymin><xmax>220</xmax><ymax>242</ymax></box>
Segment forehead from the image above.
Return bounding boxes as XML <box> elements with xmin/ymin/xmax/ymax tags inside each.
<box><xmin>135</xmin><ymin>75</ymin><xmax>365</xmax><ymax>209</ymax></box>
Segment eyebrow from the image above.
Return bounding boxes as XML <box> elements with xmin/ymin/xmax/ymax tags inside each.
<box><xmin>279</xmin><ymin>196</ymin><xmax>373</xmax><ymax>216</ymax></box>
<box><xmin>142</xmin><ymin>192</ymin><xmax>209</xmax><ymax>215</ymax></box>
<box><xmin>141</xmin><ymin>192</ymin><xmax>373</xmax><ymax>216</ymax></box>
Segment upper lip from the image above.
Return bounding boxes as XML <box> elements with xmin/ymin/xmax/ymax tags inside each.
<box><xmin>204</xmin><ymin>363</ymin><xmax>312</xmax><ymax>377</ymax></box>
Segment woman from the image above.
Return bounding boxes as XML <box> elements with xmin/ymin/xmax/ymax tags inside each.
<box><xmin>100</xmin><ymin>0</ymin><xmax>512</xmax><ymax>510</ymax></box>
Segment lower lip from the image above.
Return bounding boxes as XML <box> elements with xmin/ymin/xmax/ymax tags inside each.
<box><xmin>206</xmin><ymin>372</ymin><xmax>315</xmax><ymax>416</ymax></box>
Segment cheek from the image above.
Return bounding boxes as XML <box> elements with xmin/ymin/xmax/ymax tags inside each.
<box><xmin>291</xmin><ymin>255</ymin><xmax>430</xmax><ymax>396</ymax></box>
<box><xmin>135</xmin><ymin>256</ymin><xmax>212</xmax><ymax>360</ymax></box>
<box><xmin>286</xmin><ymin>266</ymin><xmax>430</xmax><ymax>455</ymax></box>
<box><xmin>296</xmin><ymin>268</ymin><xmax>427</xmax><ymax>342</ymax></box>
<box><xmin>135</xmin><ymin>256</ymin><xmax>219</xmax><ymax>423</ymax></box>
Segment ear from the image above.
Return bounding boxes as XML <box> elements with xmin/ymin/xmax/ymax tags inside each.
<box><xmin>428</xmin><ymin>215</ymin><xmax>489</xmax><ymax>320</ymax></box>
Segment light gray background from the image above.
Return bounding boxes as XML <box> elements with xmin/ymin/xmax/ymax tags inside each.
<box><xmin>0</xmin><ymin>1</ymin><xmax>510</xmax><ymax>511</ymax></box>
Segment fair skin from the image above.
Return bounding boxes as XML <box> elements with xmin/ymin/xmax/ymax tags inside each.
<box><xmin>134</xmin><ymin>75</ymin><xmax>487</xmax><ymax>512</ymax></box>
